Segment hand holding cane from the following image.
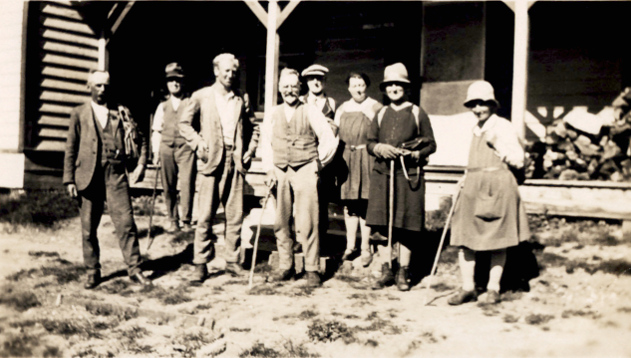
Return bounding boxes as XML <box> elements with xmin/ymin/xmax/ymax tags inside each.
<box><xmin>248</xmin><ymin>181</ymin><xmax>276</xmax><ymax>290</ymax></box>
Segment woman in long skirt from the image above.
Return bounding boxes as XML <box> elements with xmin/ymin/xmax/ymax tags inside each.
<box><xmin>335</xmin><ymin>72</ymin><xmax>383</xmax><ymax>267</ymax></box>
<box><xmin>448</xmin><ymin>81</ymin><xmax>530</xmax><ymax>305</ymax></box>
<box><xmin>366</xmin><ymin>63</ymin><xmax>436</xmax><ymax>291</ymax></box>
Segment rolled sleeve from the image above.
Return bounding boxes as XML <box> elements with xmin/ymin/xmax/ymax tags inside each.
<box><xmin>307</xmin><ymin>105</ymin><xmax>338</xmax><ymax>166</ymax></box>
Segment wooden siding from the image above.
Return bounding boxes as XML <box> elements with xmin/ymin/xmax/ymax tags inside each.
<box><xmin>31</xmin><ymin>1</ymin><xmax>99</xmax><ymax>152</ymax></box>
<box><xmin>0</xmin><ymin>0</ymin><xmax>26</xmax><ymax>153</ymax></box>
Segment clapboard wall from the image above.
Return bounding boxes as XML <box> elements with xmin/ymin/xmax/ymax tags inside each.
<box><xmin>28</xmin><ymin>0</ymin><xmax>98</xmax><ymax>152</ymax></box>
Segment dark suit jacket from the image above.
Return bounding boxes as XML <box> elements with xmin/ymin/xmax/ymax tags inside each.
<box><xmin>63</xmin><ymin>102</ymin><xmax>148</xmax><ymax>191</ymax></box>
<box><xmin>179</xmin><ymin>85</ymin><xmax>259</xmax><ymax>176</ymax></box>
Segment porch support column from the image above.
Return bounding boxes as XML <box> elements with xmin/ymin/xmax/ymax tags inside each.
<box><xmin>97</xmin><ymin>31</ymin><xmax>107</xmax><ymax>71</ymax></box>
<box><xmin>510</xmin><ymin>0</ymin><xmax>531</xmax><ymax>139</ymax></box>
<box><xmin>264</xmin><ymin>0</ymin><xmax>280</xmax><ymax>119</ymax></box>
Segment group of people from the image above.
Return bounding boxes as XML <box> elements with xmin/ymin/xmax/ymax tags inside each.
<box><xmin>63</xmin><ymin>53</ymin><xmax>530</xmax><ymax>305</ymax></box>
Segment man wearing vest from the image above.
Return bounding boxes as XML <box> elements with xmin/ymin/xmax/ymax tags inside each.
<box><xmin>151</xmin><ymin>63</ymin><xmax>196</xmax><ymax>233</ymax></box>
<box><xmin>63</xmin><ymin>70</ymin><xmax>151</xmax><ymax>289</ymax></box>
<box><xmin>260</xmin><ymin>68</ymin><xmax>338</xmax><ymax>288</ymax></box>
<box><xmin>301</xmin><ymin>64</ymin><xmax>339</xmax><ymax>247</ymax></box>
<box><xmin>179</xmin><ymin>53</ymin><xmax>259</xmax><ymax>284</ymax></box>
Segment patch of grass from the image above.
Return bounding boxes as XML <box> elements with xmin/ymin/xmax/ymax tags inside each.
<box><xmin>344</xmin><ymin>314</ymin><xmax>360</xmax><ymax>319</ymax></box>
<box><xmin>0</xmin><ymin>332</ymin><xmax>38</xmax><ymax>357</ymax></box>
<box><xmin>213</xmin><ymin>286</ymin><xmax>225</xmax><ymax>292</ymax></box>
<box><xmin>97</xmin><ymin>279</ymin><xmax>132</xmax><ymax>295</ymax></box>
<box><xmin>288</xmin><ymin>286</ymin><xmax>314</xmax><ymax>297</ymax></box>
<box><xmin>138</xmin><ymin>284</ymin><xmax>192</xmax><ymax>305</ymax></box>
<box><xmin>307</xmin><ymin>320</ymin><xmax>356</xmax><ymax>344</ymax></box>
<box><xmin>239</xmin><ymin>341</ymin><xmax>280</xmax><ymax>358</ymax></box>
<box><xmin>114</xmin><ymin>325</ymin><xmax>148</xmax><ymax>340</ymax></box>
<box><xmin>11</xmin><ymin>317</ymin><xmax>116</xmax><ymax>339</ymax></box>
<box><xmin>561</xmin><ymin>309</ymin><xmax>601</xmax><ymax>319</ymax></box>
<box><xmin>355</xmin><ymin>312</ymin><xmax>402</xmax><ymax>335</ymax></box>
<box><xmin>282</xmin><ymin>340</ymin><xmax>320</xmax><ymax>358</ymax></box>
<box><xmin>249</xmin><ymin>284</ymin><xmax>280</xmax><ymax>296</ymax></box>
<box><xmin>500</xmin><ymin>291</ymin><xmax>524</xmax><ymax>302</ymax></box>
<box><xmin>617</xmin><ymin>307</ymin><xmax>631</xmax><ymax>314</ymax></box>
<box><xmin>28</xmin><ymin>251</ymin><xmax>60</xmax><ymax>259</ymax></box>
<box><xmin>172</xmin><ymin>329</ymin><xmax>216</xmax><ymax>357</ymax></box>
<box><xmin>298</xmin><ymin>310</ymin><xmax>318</xmax><ymax>319</ymax></box>
<box><xmin>0</xmin><ymin>285</ymin><xmax>40</xmax><ymax>312</ymax></box>
<box><xmin>439</xmin><ymin>247</ymin><xmax>459</xmax><ymax>265</ymax></box>
<box><xmin>84</xmin><ymin>302</ymin><xmax>138</xmax><ymax>321</ymax></box>
<box><xmin>525</xmin><ymin>314</ymin><xmax>554</xmax><ymax>325</ymax></box>
<box><xmin>0</xmin><ymin>189</ymin><xmax>79</xmax><ymax>230</ymax></box>
<box><xmin>230</xmin><ymin>327</ymin><xmax>251</xmax><ymax>332</ymax></box>
<box><xmin>503</xmin><ymin>314</ymin><xmax>519</xmax><ymax>323</ymax></box>
<box><xmin>195</xmin><ymin>303</ymin><xmax>212</xmax><ymax>311</ymax></box>
<box><xmin>7</xmin><ymin>260</ymin><xmax>86</xmax><ymax>285</ymax></box>
<box><xmin>334</xmin><ymin>274</ymin><xmax>361</xmax><ymax>283</ymax></box>
<box><xmin>430</xmin><ymin>282</ymin><xmax>455</xmax><ymax>292</ymax></box>
<box><xmin>254</xmin><ymin>262</ymin><xmax>274</xmax><ymax>274</ymax></box>
<box><xmin>364</xmin><ymin>339</ymin><xmax>379</xmax><ymax>347</ymax></box>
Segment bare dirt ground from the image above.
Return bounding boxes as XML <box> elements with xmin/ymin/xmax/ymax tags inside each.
<box><xmin>1</xmin><ymin>195</ymin><xmax>631</xmax><ymax>358</ymax></box>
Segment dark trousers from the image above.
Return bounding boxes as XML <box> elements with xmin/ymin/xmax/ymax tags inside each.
<box><xmin>159</xmin><ymin>142</ymin><xmax>196</xmax><ymax>224</ymax></box>
<box><xmin>78</xmin><ymin>162</ymin><xmax>141</xmax><ymax>276</ymax></box>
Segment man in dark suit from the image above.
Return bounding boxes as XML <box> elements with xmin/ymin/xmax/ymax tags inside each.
<box><xmin>179</xmin><ymin>53</ymin><xmax>259</xmax><ymax>283</ymax></box>
<box><xmin>63</xmin><ymin>70</ymin><xmax>151</xmax><ymax>289</ymax></box>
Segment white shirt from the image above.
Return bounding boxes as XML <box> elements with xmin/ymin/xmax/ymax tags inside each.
<box><xmin>473</xmin><ymin>114</ymin><xmax>525</xmax><ymax>169</ymax></box>
<box><xmin>260</xmin><ymin>103</ymin><xmax>339</xmax><ymax>172</ymax></box>
<box><xmin>90</xmin><ymin>101</ymin><xmax>109</xmax><ymax>129</ymax></box>
<box><xmin>213</xmin><ymin>84</ymin><xmax>237</xmax><ymax>146</ymax></box>
<box><xmin>334</xmin><ymin>97</ymin><xmax>380</xmax><ymax>127</ymax></box>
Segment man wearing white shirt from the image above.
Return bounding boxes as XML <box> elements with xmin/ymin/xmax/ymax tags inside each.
<box><xmin>179</xmin><ymin>54</ymin><xmax>259</xmax><ymax>283</ymax></box>
<box><xmin>260</xmin><ymin>68</ymin><xmax>338</xmax><ymax>288</ymax></box>
<box><xmin>151</xmin><ymin>63</ymin><xmax>196</xmax><ymax>233</ymax></box>
<box><xmin>63</xmin><ymin>70</ymin><xmax>150</xmax><ymax>289</ymax></box>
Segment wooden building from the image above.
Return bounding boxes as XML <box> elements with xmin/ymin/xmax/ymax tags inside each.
<box><xmin>2</xmin><ymin>0</ymin><xmax>631</xmax><ymax>221</ymax></box>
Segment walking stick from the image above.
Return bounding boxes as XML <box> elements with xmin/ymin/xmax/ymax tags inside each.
<box><xmin>423</xmin><ymin>180</ymin><xmax>463</xmax><ymax>305</ymax></box>
<box><xmin>388</xmin><ymin>159</ymin><xmax>395</xmax><ymax>269</ymax></box>
<box><xmin>248</xmin><ymin>182</ymin><xmax>275</xmax><ymax>290</ymax></box>
<box><xmin>146</xmin><ymin>163</ymin><xmax>161</xmax><ymax>252</ymax></box>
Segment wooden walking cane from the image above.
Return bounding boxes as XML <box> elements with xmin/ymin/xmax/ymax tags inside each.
<box><xmin>248</xmin><ymin>182</ymin><xmax>275</xmax><ymax>290</ymax></box>
<box><xmin>388</xmin><ymin>159</ymin><xmax>395</xmax><ymax>269</ymax></box>
<box><xmin>145</xmin><ymin>164</ymin><xmax>161</xmax><ymax>252</ymax></box>
<box><xmin>423</xmin><ymin>179</ymin><xmax>463</xmax><ymax>305</ymax></box>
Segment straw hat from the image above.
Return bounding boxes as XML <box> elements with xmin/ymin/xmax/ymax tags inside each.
<box><xmin>380</xmin><ymin>63</ymin><xmax>411</xmax><ymax>90</ymax></box>
<box><xmin>464</xmin><ymin>81</ymin><xmax>499</xmax><ymax>107</ymax></box>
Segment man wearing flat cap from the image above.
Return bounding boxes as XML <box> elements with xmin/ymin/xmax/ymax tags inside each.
<box><xmin>151</xmin><ymin>62</ymin><xmax>196</xmax><ymax>233</ymax></box>
<box><xmin>301</xmin><ymin>64</ymin><xmax>340</xmax><ymax>243</ymax></box>
<box><xmin>179</xmin><ymin>53</ymin><xmax>259</xmax><ymax>284</ymax></box>
<box><xmin>64</xmin><ymin>70</ymin><xmax>151</xmax><ymax>289</ymax></box>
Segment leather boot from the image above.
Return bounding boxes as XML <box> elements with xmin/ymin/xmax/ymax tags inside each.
<box><xmin>396</xmin><ymin>266</ymin><xmax>410</xmax><ymax>291</ymax></box>
<box><xmin>371</xmin><ymin>263</ymin><xmax>394</xmax><ymax>290</ymax></box>
<box><xmin>190</xmin><ymin>264</ymin><xmax>208</xmax><ymax>285</ymax></box>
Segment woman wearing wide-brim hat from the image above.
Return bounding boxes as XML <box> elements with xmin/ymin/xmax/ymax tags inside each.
<box><xmin>365</xmin><ymin>63</ymin><xmax>436</xmax><ymax>291</ymax></box>
<box><xmin>448</xmin><ymin>80</ymin><xmax>531</xmax><ymax>305</ymax></box>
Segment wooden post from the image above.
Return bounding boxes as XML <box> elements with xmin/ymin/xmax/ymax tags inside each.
<box><xmin>97</xmin><ymin>32</ymin><xmax>107</xmax><ymax>71</ymax></box>
<box><xmin>264</xmin><ymin>0</ymin><xmax>280</xmax><ymax>120</ymax></box>
<box><xmin>511</xmin><ymin>0</ymin><xmax>530</xmax><ymax>139</ymax></box>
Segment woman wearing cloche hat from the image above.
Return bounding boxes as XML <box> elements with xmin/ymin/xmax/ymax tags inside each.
<box><xmin>365</xmin><ymin>63</ymin><xmax>436</xmax><ymax>291</ymax></box>
<box><xmin>448</xmin><ymin>80</ymin><xmax>530</xmax><ymax>305</ymax></box>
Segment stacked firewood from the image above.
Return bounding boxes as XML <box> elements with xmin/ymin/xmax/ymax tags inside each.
<box><xmin>525</xmin><ymin>119</ymin><xmax>631</xmax><ymax>182</ymax></box>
